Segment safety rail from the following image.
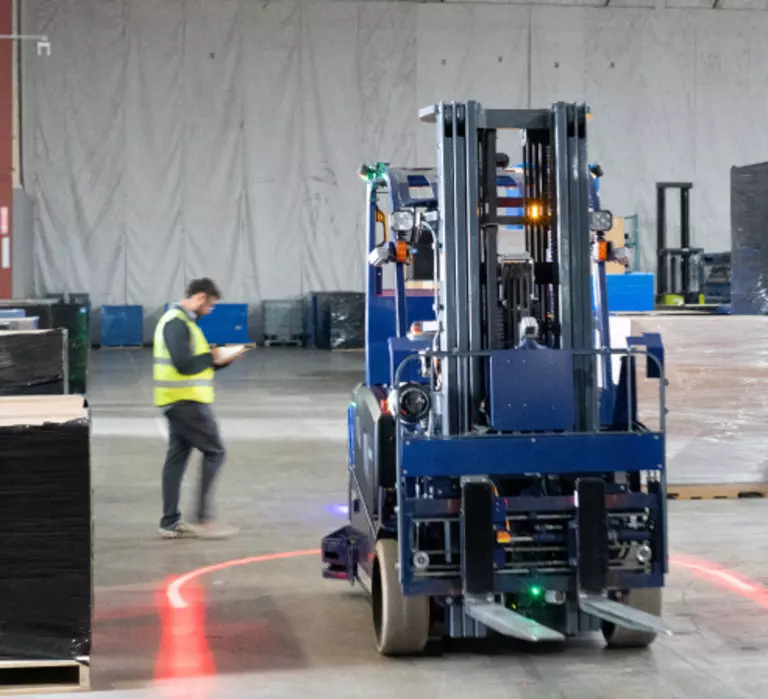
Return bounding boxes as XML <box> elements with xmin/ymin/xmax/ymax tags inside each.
<box><xmin>391</xmin><ymin>345</ymin><xmax>668</xmax><ymax>596</ymax></box>
<box><xmin>393</xmin><ymin>345</ymin><xmax>666</xmax><ymax>438</ymax></box>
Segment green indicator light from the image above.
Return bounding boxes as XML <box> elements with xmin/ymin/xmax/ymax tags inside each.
<box><xmin>530</xmin><ymin>585</ymin><xmax>543</xmax><ymax>598</ymax></box>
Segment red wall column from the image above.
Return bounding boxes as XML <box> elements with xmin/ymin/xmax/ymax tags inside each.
<box><xmin>0</xmin><ymin>0</ymin><xmax>13</xmax><ymax>298</ymax></box>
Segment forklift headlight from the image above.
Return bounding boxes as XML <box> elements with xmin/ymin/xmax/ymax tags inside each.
<box><xmin>390</xmin><ymin>209</ymin><xmax>415</xmax><ymax>232</ymax></box>
<box><xmin>589</xmin><ymin>210</ymin><xmax>613</xmax><ymax>232</ymax></box>
<box><xmin>391</xmin><ymin>383</ymin><xmax>431</xmax><ymax>424</ymax></box>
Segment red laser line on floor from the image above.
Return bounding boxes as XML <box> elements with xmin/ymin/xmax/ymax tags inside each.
<box><xmin>670</xmin><ymin>552</ymin><xmax>768</xmax><ymax>609</ymax></box>
<box><xmin>155</xmin><ymin>549</ymin><xmax>319</xmax><ymax>685</ymax></box>
<box><xmin>154</xmin><ymin>547</ymin><xmax>768</xmax><ymax>686</ymax></box>
<box><xmin>164</xmin><ymin>549</ymin><xmax>768</xmax><ymax>611</ymax></box>
<box><xmin>155</xmin><ymin>578</ymin><xmax>216</xmax><ymax>684</ymax></box>
<box><xmin>166</xmin><ymin>549</ymin><xmax>320</xmax><ymax>609</ymax></box>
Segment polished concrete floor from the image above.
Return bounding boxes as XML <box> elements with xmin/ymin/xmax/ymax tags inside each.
<box><xmin>48</xmin><ymin>336</ymin><xmax>768</xmax><ymax>698</ymax></box>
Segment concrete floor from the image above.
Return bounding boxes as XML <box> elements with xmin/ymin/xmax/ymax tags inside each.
<box><xmin>47</xmin><ymin>339</ymin><xmax>768</xmax><ymax>698</ymax></box>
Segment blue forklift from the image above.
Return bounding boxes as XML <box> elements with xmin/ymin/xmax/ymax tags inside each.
<box><xmin>322</xmin><ymin>102</ymin><xmax>670</xmax><ymax>655</ymax></box>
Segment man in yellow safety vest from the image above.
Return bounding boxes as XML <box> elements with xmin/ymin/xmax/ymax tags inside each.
<box><xmin>153</xmin><ymin>278</ymin><xmax>246</xmax><ymax>539</ymax></box>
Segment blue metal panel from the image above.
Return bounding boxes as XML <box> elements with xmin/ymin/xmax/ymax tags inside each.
<box><xmin>100</xmin><ymin>305</ymin><xmax>143</xmax><ymax>347</ymax></box>
<box><xmin>497</xmin><ymin>175</ymin><xmax>518</xmax><ymax>187</ymax></box>
<box><xmin>347</xmin><ymin>403</ymin><xmax>356</xmax><ymax>466</ymax></box>
<box><xmin>197</xmin><ymin>303</ymin><xmax>249</xmax><ymax>344</ymax></box>
<box><xmin>367</xmin><ymin>294</ymin><xmax>435</xmax><ymax>386</ymax></box>
<box><xmin>628</xmin><ymin>332</ymin><xmax>664</xmax><ymax>379</ymax></box>
<box><xmin>388</xmin><ymin>336</ymin><xmax>431</xmax><ymax>384</ymax></box>
<box><xmin>488</xmin><ymin>349</ymin><xmax>575</xmax><ymax>432</ymax></box>
<box><xmin>400</xmin><ymin>433</ymin><xmax>664</xmax><ymax>478</ymax></box>
<box><xmin>591</xmin><ymin>273</ymin><xmax>655</xmax><ymax>312</ymax></box>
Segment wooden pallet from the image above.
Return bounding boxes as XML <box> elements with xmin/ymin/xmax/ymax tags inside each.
<box><xmin>666</xmin><ymin>483</ymin><xmax>768</xmax><ymax>501</ymax></box>
<box><xmin>0</xmin><ymin>658</ymin><xmax>89</xmax><ymax>695</ymax></box>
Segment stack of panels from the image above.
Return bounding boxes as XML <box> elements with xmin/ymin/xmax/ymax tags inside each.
<box><xmin>0</xmin><ymin>300</ymin><xmax>89</xmax><ymax>394</ymax></box>
<box><xmin>731</xmin><ymin>162</ymin><xmax>768</xmax><ymax>315</ymax></box>
<box><xmin>0</xmin><ymin>330</ymin><xmax>67</xmax><ymax>396</ymax></box>
<box><xmin>0</xmin><ymin>395</ymin><xmax>91</xmax><ymax>660</ymax></box>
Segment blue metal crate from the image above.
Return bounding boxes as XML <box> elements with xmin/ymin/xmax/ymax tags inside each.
<box><xmin>591</xmin><ymin>273</ymin><xmax>655</xmax><ymax>313</ymax></box>
<box><xmin>606</xmin><ymin>273</ymin><xmax>655</xmax><ymax>312</ymax></box>
<box><xmin>197</xmin><ymin>303</ymin><xmax>249</xmax><ymax>345</ymax></box>
<box><xmin>101</xmin><ymin>305</ymin><xmax>143</xmax><ymax>347</ymax></box>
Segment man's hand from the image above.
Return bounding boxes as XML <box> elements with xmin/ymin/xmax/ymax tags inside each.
<box><xmin>212</xmin><ymin>347</ymin><xmax>226</xmax><ymax>366</ymax></box>
<box><xmin>212</xmin><ymin>346</ymin><xmax>248</xmax><ymax>367</ymax></box>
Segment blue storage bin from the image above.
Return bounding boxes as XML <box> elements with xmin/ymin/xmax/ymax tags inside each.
<box><xmin>606</xmin><ymin>273</ymin><xmax>655</xmax><ymax>312</ymax></box>
<box><xmin>197</xmin><ymin>303</ymin><xmax>249</xmax><ymax>344</ymax></box>
<box><xmin>101</xmin><ymin>305</ymin><xmax>144</xmax><ymax>347</ymax></box>
<box><xmin>591</xmin><ymin>273</ymin><xmax>655</xmax><ymax>313</ymax></box>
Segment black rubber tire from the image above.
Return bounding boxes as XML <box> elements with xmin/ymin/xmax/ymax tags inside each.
<box><xmin>372</xmin><ymin>539</ymin><xmax>430</xmax><ymax>656</ymax></box>
<box><xmin>602</xmin><ymin>587</ymin><xmax>662</xmax><ymax>649</ymax></box>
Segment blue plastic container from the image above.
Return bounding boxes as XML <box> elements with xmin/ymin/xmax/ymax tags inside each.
<box><xmin>101</xmin><ymin>305</ymin><xmax>144</xmax><ymax>347</ymax></box>
<box><xmin>591</xmin><ymin>273</ymin><xmax>655</xmax><ymax>313</ymax></box>
<box><xmin>197</xmin><ymin>303</ymin><xmax>249</xmax><ymax>345</ymax></box>
<box><xmin>0</xmin><ymin>309</ymin><xmax>25</xmax><ymax>319</ymax></box>
<box><xmin>606</xmin><ymin>273</ymin><xmax>655</xmax><ymax>312</ymax></box>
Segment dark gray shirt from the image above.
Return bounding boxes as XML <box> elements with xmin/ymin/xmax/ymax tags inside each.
<box><xmin>163</xmin><ymin>305</ymin><xmax>217</xmax><ymax>376</ymax></box>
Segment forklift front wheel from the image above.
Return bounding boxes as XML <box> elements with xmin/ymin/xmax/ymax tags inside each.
<box><xmin>602</xmin><ymin>587</ymin><xmax>662</xmax><ymax>649</ymax></box>
<box><xmin>372</xmin><ymin>539</ymin><xmax>430</xmax><ymax>656</ymax></box>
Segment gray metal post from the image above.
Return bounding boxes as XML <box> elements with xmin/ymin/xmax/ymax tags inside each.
<box><xmin>553</xmin><ymin>103</ymin><xmax>571</xmax><ymax>350</ymax></box>
<box><xmin>572</xmin><ymin>104</ymin><xmax>596</xmax><ymax>431</ymax></box>
<box><xmin>451</xmin><ymin>103</ymin><xmax>470</xmax><ymax>433</ymax></box>
<box><xmin>465</xmin><ymin>102</ymin><xmax>483</xmax><ymax>426</ymax></box>
<box><xmin>434</xmin><ymin>103</ymin><xmax>458</xmax><ymax>435</ymax></box>
<box><xmin>481</xmin><ymin>128</ymin><xmax>499</xmax><ymax>351</ymax></box>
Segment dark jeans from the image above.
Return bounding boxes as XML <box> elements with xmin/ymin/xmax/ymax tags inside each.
<box><xmin>160</xmin><ymin>401</ymin><xmax>225</xmax><ymax>529</ymax></box>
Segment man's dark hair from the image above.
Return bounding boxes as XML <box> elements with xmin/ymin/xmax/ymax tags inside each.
<box><xmin>185</xmin><ymin>277</ymin><xmax>221</xmax><ymax>299</ymax></box>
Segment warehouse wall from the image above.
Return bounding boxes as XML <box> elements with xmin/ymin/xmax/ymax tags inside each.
<box><xmin>19</xmin><ymin>0</ymin><xmax>768</xmax><ymax>314</ymax></box>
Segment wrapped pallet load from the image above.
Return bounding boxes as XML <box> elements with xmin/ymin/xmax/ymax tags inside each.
<box><xmin>0</xmin><ymin>329</ymin><xmax>68</xmax><ymax>396</ymax></box>
<box><xmin>0</xmin><ymin>395</ymin><xmax>91</xmax><ymax>686</ymax></box>
<box><xmin>0</xmin><ymin>299</ymin><xmax>90</xmax><ymax>394</ymax></box>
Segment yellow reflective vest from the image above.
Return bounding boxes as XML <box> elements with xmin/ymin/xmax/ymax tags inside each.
<box><xmin>153</xmin><ymin>308</ymin><xmax>214</xmax><ymax>407</ymax></box>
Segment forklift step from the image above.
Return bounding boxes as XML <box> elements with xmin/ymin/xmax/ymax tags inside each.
<box><xmin>321</xmin><ymin>525</ymin><xmax>357</xmax><ymax>582</ymax></box>
<box><xmin>465</xmin><ymin>600</ymin><xmax>565</xmax><ymax>643</ymax></box>
<box><xmin>579</xmin><ymin>594</ymin><xmax>671</xmax><ymax>636</ymax></box>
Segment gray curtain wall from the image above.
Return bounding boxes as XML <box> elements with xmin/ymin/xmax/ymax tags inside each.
<box><xmin>20</xmin><ymin>0</ymin><xmax>768</xmax><ymax>315</ymax></box>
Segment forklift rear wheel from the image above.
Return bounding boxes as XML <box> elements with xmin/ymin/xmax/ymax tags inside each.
<box><xmin>372</xmin><ymin>539</ymin><xmax>430</xmax><ymax>656</ymax></box>
<box><xmin>602</xmin><ymin>587</ymin><xmax>662</xmax><ymax>648</ymax></box>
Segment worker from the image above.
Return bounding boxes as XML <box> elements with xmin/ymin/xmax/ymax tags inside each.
<box><xmin>153</xmin><ymin>278</ymin><xmax>246</xmax><ymax>539</ymax></box>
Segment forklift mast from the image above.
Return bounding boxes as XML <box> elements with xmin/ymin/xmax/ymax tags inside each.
<box><xmin>421</xmin><ymin>102</ymin><xmax>597</xmax><ymax>436</ymax></box>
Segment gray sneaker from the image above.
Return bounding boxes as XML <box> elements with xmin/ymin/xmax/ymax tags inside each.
<box><xmin>187</xmin><ymin>521</ymin><xmax>239</xmax><ymax>540</ymax></box>
<box><xmin>158</xmin><ymin>521</ymin><xmax>195</xmax><ymax>539</ymax></box>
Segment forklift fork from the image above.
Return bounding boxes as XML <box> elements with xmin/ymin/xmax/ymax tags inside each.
<box><xmin>576</xmin><ymin>478</ymin><xmax>671</xmax><ymax>637</ymax></box>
